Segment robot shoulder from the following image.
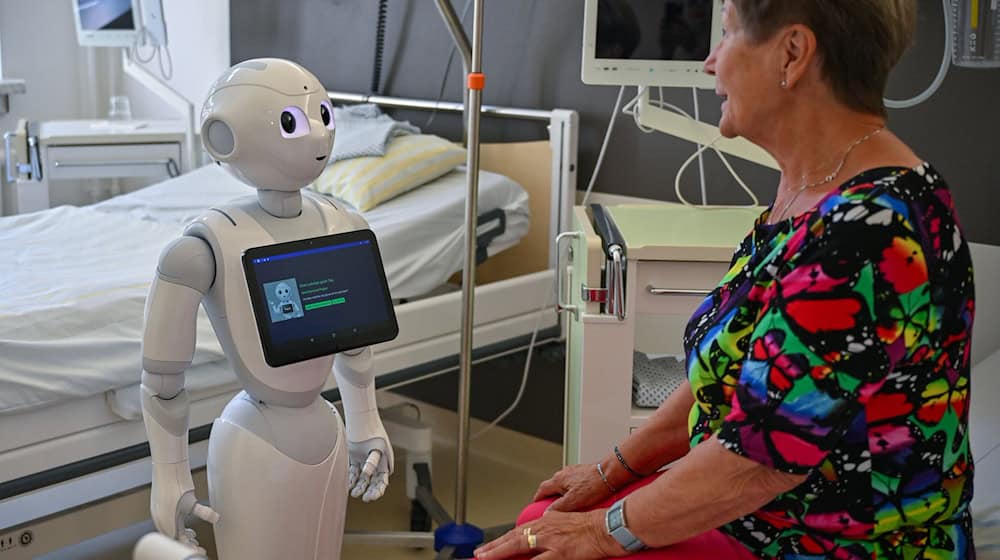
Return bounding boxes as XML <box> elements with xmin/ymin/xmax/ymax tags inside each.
<box><xmin>157</xmin><ymin>236</ymin><xmax>216</xmax><ymax>294</ymax></box>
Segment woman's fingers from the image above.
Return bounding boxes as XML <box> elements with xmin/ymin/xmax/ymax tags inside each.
<box><xmin>475</xmin><ymin>526</ymin><xmax>533</xmax><ymax>559</ymax></box>
<box><xmin>546</xmin><ymin>492</ymin><xmax>575</xmax><ymax>513</ymax></box>
<box><xmin>532</xmin><ymin>475</ymin><xmax>563</xmax><ymax>501</ymax></box>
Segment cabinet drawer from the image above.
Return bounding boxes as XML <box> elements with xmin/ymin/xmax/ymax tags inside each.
<box><xmin>632</xmin><ymin>260</ymin><xmax>729</xmax><ymax>315</ymax></box>
<box><xmin>46</xmin><ymin>143</ymin><xmax>181</xmax><ymax>180</ymax></box>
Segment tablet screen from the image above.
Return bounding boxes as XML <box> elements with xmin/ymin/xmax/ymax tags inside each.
<box><xmin>242</xmin><ymin>230</ymin><xmax>398</xmax><ymax>367</ymax></box>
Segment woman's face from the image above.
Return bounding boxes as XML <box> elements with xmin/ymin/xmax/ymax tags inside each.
<box><xmin>703</xmin><ymin>1</ymin><xmax>782</xmax><ymax>140</ymax></box>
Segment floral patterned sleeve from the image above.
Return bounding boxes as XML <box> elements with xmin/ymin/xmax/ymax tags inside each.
<box><xmin>716</xmin><ymin>201</ymin><xmax>929</xmax><ymax>474</ymax></box>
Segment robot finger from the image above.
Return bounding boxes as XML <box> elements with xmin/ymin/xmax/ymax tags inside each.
<box><xmin>181</xmin><ymin>527</ymin><xmax>199</xmax><ymax>548</ymax></box>
<box><xmin>347</xmin><ymin>463</ymin><xmax>361</xmax><ymax>490</ymax></box>
<box><xmin>362</xmin><ymin>472</ymin><xmax>389</xmax><ymax>502</ymax></box>
<box><xmin>351</xmin><ymin>468</ymin><xmax>374</xmax><ymax>499</ymax></box>
<box><xmin>192</xmin><ymin>503</ymin><xmax>221</xmax><ymax>525</ymax></box>
<box><xmin>362</xmin><ymin>449</ymin><xmax>382</xmax><ymax>479</ymax></box>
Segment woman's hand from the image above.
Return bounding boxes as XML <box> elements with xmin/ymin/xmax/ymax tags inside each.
<box><xmin>474</xmin><ymin>510</ymin><xmax>622</xmax><ymax>560</ymax></box>
<box><xmin>532</xmin><ymin>463</ymin><xmax>613</xmax><ymax>513</ymax></box>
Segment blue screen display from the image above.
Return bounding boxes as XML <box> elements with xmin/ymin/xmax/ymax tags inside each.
<box><xmin>247</xmin><ymin>236</ymin><xmax>394</xmax><ymax>357</ymax></box>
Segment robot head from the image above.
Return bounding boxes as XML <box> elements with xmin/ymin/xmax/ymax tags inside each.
<box><xmin>274</xmin><ymin>282</ymin><xmax>292</xmax><ymax>302</ymax></box>
<box><xmin>200</xmin><ymin>59</ymin><xmax>335</xmax><ymax>191</ymax></box>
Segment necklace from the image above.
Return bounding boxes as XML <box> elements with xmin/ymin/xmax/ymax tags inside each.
<box><xmin>769</xmin><ymin>125</ymin><xmax>885</xmax><ymax>224</ymax></box>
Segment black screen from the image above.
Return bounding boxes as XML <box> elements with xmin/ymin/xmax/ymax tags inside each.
<box><xmin>596</xmin><ymin>0</ymin><xmax>712</xmax><ymax>62</ymax></box>
<box><xmin>243</xmin><ymin>230</ymin><xmax>398</xmax><ymax>367</ymax></box>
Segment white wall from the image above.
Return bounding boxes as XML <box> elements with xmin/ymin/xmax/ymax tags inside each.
<box><xmin>971</xmin><ymin>242</ymin><xmax>1000</xmax><ymax>366</ymax></box>
<box><xmin>0</xmin><ymin>1</ymin><xmax>124</xmax><ymax>132</ymax></box>
<box><xmin>125</xmin><ymin>0</ymin><xmax>230</xmax><ymax>120</ymax></box>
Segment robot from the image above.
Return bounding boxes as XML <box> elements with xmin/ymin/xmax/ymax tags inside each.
<box><xmin>140</xmin><ymin>59</ymin><xmax>394</xmax><ymax>559</ymax></box>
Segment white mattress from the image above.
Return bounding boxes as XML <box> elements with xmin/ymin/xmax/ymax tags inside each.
<box><xmin>0</xmin><ymin>164</ymin><xmax>528</xmax><ymax>416</ymax></box>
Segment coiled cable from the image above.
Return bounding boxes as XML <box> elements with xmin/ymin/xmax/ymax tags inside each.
<box><xmin>370</xmin><ymin>0</ymin><xmax>389</xmax><ymax>94</ymax></box>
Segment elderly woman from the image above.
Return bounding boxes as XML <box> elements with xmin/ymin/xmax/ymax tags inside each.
<box><xmin>476</xmin><ymin>1</ymin><xmax>975</xmax><ymax>559</ymax></box>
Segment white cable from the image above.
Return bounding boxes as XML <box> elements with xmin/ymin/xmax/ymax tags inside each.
<box><xmin>885</xmin><ymin>0</ymin><xmax>951</xmax><ymax>109</ymax></box>
<box><xmin>622</xmin><ymin>86</ymin><xmax>656</xmax><ymax>133</ymax></box>
<box><xmin>158</xmin><ymin>44</ymin><xmax>174</xmax><ymax>81</ymax></box>
<box><xmin>637</xmin><ymin>92</ymin><xmax>757</xmax><ymax>207</ymax></box>
<box><xmin>691</xmin><ymin>87</ymin><xmax>708</xmax><ymax>205</ymax></box>
<box><xmin>471</xmin><ymin>284</ymin><xmax>553</xmax><ymax>440</ymax></box>
<box><xmin>581</xmin><ymin>85</ymin><xmax>626</xmax><ymax>205</ymax></box>
<box><xmin>129</xmin><ymin>27</ymin><xmax>173</xmax><ymax>81</ymax></box>
<box><xmin>674</xmin><ymin>135</ymin><xmax>759</xmax><ymax>207</ymax></box>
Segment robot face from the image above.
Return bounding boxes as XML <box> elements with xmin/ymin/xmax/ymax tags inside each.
<box><xmin>200</xmin><ymin>59</ymin><xmax>337</xmax><ymax>191</ymax></box>
<box><xmin>275</xmin><ymin>283</ymin><xmax>292</xmax><ymax>301</ymax></box>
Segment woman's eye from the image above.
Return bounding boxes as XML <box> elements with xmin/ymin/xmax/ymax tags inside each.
<box><xmin>320</xmin><ymin>101</ymin><xmax>335</xmax><ymax>130</ymax></box>
<box><xmin>279</xmin><ymin>106</ymin><xmax>309</xmax><ymax>138</ymax></box>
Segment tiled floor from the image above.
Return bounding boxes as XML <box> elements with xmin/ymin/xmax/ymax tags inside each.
<box><xmin>341</xmin><ymin>393</ymin><xmax>563</xmax><ymax>559</ymax></box>
<box><xmin>44</xmin><ymin>394</ymin><xmax>562</xmax><ymax>559</ymax></box>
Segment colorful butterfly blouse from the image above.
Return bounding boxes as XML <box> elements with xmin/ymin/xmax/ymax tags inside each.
<box><xmin>683</xmin><ymin>164</ymin><xmax>975</xmax><ymax>559</ymax></box>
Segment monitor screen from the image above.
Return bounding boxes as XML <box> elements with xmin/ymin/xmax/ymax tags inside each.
<box><xmin>74</xmin><ymin>0</ymin><xmax>137</xmax><ymax>47</ymax></box>
<box><xmin>243</xmin><ymin>230</ymin><xmax>399</xmax><ymax>368</ymax></box>
<box><xmin>582</xmin><ymin>0</ymin><xmax>722</xmax><ymax>88</ymax></box>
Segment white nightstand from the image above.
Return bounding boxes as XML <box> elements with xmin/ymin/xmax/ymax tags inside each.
<box><xmin>7</xmin><ymin>119</ymin><xmax>186</xmax><ymax>214</ymax></box>
<box><xmin>561</xmin><ymin>203</ymin><xmax>761</xmax><ymax>465</ymax></box>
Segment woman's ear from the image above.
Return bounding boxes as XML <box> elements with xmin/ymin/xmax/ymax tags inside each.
<box><xmin>778</xmin><ymin>23</ymin><xmax>818</xmax><ymax>89</ymax></box>
<box><xmin>201</xmin><ymin>118</ymin><xmax>236</xmax><ymax>162</ymax></box>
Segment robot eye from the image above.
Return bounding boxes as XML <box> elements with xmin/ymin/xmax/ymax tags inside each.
<box><xmin>320</xmin><ymin>101</ymin><xmax>335</xmax><ymax>130</ymax></box>
<box><xmin>279</xmin><ymin>106</ymin><xmax>309</xmax><ymax>138</ymax></box>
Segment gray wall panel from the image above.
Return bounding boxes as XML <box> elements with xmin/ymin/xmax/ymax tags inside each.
<box><xmin>232</xmin><ymin>0</ymin><xmax>999</xmax><ymax>244</ymax></box>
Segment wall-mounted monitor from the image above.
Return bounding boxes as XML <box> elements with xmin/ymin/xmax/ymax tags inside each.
<box><xmin>73</xmin><ymin>0</ymin><xmax>138</xmax><ymax>48</ymax></box>
<box><xmin>582</xmin><ymin>0</ymin><xmax>722</xmax><ymax>89</ymax></box>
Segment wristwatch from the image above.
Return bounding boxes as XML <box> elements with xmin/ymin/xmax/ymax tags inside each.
<box><xmin>606</xmin><ymin>498</ymin><xmax>646</xmax><ymax>552</ymax></box>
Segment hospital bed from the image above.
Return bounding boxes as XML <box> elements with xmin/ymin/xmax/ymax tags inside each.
<box><xmin>0</xmin><ymin>93</ymin><xmax>578</xmax><ymax>556</ymax></box>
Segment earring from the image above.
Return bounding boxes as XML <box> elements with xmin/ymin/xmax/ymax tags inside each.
<box><xmin>780</xmin><ymin>79</ymin><xmax>787</xmax><ymax>88</ymax></box>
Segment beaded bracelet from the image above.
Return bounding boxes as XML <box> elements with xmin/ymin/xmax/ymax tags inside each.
<box><xmin>595</xmin><ymin>461</ymin><xmax>619</xmax><ymax>494</ymax></box>
<box><xmin>614</xmin><ymin>445</ymin><xmax>648</xmax><ymax>479</ymax></box>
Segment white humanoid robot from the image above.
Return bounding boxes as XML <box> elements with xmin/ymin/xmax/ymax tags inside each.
<box><xmin>140</xmin><ymin>58</ymin><xmax>395</xmax><ymax>559</ymax></box>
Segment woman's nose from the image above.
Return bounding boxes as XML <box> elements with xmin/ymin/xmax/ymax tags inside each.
<box><xmin>704</xmin><ymin>48</ymin><xmax>717</xmax><ymax>75</ymax></box>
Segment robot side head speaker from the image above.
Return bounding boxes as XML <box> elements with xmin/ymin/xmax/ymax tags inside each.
<box><xmin>199</xmin><ymin>58</ymin><xmax>336</xmax><ymax>191</ymax></box>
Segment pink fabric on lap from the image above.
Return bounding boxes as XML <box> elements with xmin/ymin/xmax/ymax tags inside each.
<box><xmin>513</xmin><ymin>474</ymin><xmax>758</xmax><ymax>559</ymax></box>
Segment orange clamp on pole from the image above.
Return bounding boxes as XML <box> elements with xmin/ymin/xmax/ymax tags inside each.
<box><xmin>467</xmin><ymin>72</ymin><xmax>485</xmax><ymax>91</ymax></box>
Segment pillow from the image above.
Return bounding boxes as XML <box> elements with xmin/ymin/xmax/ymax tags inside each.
<box><xmin>311</xmin><ymin>134</ymin><xmax>466</xmax><ymax>211</ymax></box>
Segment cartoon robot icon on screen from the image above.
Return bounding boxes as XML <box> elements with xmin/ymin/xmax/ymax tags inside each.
<box><xmin>139</xmin><ymin>59</ymin><xmax>398</xmax><ymax>559</ymax></box>
<box><xmin>265</xmin><ymin>280</ymin><xmax>304</xmax><ymax>321</ymax></box>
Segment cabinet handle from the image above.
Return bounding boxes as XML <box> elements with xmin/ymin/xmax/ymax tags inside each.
<box><xmin>646</xmin><ymin>286</ymin><xmax>713</xmax><ymax>296</ymax></box>
<box><xmin>52</xmin><ymin>157</ymin><xmax>181</xmax><ymax>178</ymax></box>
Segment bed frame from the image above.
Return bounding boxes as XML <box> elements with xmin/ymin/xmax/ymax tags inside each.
<box><xmin>0</xmin><ymin>93</ymin><xmax>578</xmax><ymax>557</ymax></box>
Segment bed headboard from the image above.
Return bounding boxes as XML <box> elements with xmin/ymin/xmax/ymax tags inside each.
<box><xmin>477</xmin><ymin>140</ymin><xmax>552</xmax><ymax>283</ymax></box>
<box><xmin>326</xmin><ymin>92</ymin><xmax>578</xmax><ymax>286</ymax></box>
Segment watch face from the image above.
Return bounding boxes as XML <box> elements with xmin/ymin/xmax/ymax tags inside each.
<box><xmin>608</xmin><ymin>508</ymin><xmax>624</xmax><ymax>528</ymax></box>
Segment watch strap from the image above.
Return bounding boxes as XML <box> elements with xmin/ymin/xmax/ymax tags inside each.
<box><xmin>606</xmin><ymin>498</ymin><xmax>646</xmax><ymax>552</ymax></box>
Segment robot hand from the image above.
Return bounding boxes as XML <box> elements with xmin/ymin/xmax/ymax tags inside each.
<box><xmin>134</xmin><ymin>532</ymin><xmax>209</xmax><ymax>560</ymax></box>
<box><xmin>346</xmin><ymin>432</ymin><xmax>394</xmax><ymax>502</ymax></box>
<box><xmin>149</xmin><ymin>463</ymin><xmax>220</xmax><ymax>550</ymax></box>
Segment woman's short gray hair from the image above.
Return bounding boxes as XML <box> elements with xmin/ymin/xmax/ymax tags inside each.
<box><xmin>729</xmin><ymin>0</ymin><xmax>917</xmax><ymax>117</ymax></box>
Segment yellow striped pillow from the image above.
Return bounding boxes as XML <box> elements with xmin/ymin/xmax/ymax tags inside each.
<box><xmin>310</xmin><ymin>134</ymin><xmax>466</xmax><ymax>211</ymax></box>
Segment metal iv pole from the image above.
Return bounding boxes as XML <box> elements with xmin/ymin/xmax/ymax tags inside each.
<box><xmin>342</xmin><ymin>3</ymin><xmax>508</xmax><ymax>557</ymax></box>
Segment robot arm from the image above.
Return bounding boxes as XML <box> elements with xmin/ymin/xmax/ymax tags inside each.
<box><xmin>334</xmin><ymin>347</ymin><xmax>395</xmax><ymax>502</ymax></box>
<box><xmin>141</xmin><ymin>236</ymin><xmax>220</xmax><ymax>545</ymax></box>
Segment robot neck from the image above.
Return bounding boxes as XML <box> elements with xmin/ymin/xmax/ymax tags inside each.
<box><xmin>257</xmin><ymin>189</ymin><xmax>303</xmax><ymax>218</ymax></box>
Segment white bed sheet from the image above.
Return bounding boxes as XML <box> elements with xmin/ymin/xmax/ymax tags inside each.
<box><xmin>92</xmin><ymin>163</ymin><xmax>529</xmax><ymax>300</ymax></box>
<box><xmin>0</xmin><ymin>164</ymin><xmax>528</xmax><ymax>416</ymax></box>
